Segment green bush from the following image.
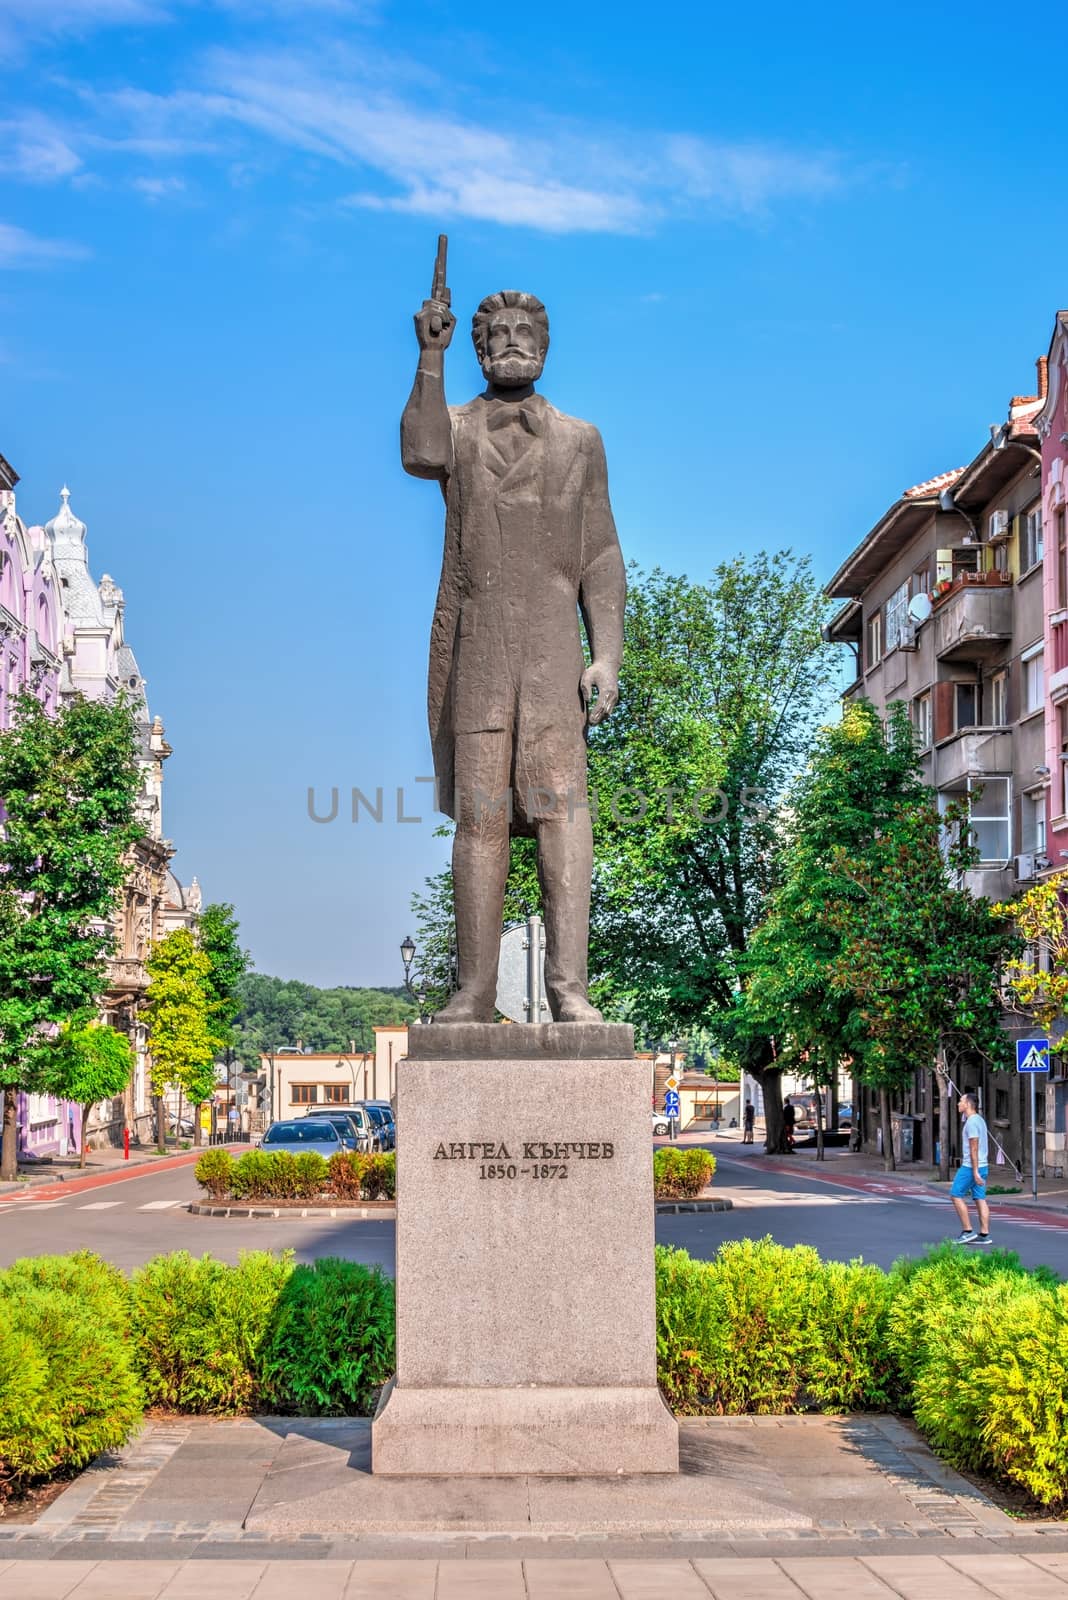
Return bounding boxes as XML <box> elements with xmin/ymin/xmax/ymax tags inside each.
<box><xmin>228</xmin><ymin>1149</ymin><xmax>295</xmax><ymax>1201</ymax></box>
<box><xmin>885</xmin><ymin>1242</ymin><xmax>1057</xmax><ymax>1394</ymax></box>
<box><xmin>131</xmin><ymin>1250</ymin><xmax>294</xmax><ymax>1414</ymax></box>
<box><xmin>0</xmin><ymin>1278</ymin><xmax>143</xmax><ymax>1496</ymax></box>
<box><xmin>361</xmin><ymin>1152</ymin><xmax>396</xmax><ymax>1200</ymax></box>
<box><xmin>653</xmin><ymin>1147</ymin><xmax>715</xmax><ymax>1199</ymax></box>
<box><xmin>293</xmin><ymin>1151</ymin><xmax>328</xmax><ymax>1199</ymax></box>
<box><xmin>259</xmin><ymin>1258</ymin><xmax>396</xmax><ymax>1415</ymax></box>
<box><xmin>195</xmin><ymin>1148</ymin><xmax>235</xmax><ymax>1200</ymax></box>
<box><xmin>0</xmin><ymin>1249</ymin><xmax>131</xmax><ymax>1336</ymax></box>
<box><xmin>655</xmin><ymin>1238</ymin><xmax>892</xmax><ymax>1415</ymax></box>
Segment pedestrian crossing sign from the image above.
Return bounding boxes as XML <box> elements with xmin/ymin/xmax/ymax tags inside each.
<box><xmin>1016</xmin><ymin>1039</ymin><xmax>1049</xmax><ymax>1074</ymax></box>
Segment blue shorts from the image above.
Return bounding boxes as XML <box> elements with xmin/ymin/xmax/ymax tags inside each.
<box><xmin>952</xmin><ymin>1165</ymin><xmax>989</xmax><ymax>1200</ymax></box>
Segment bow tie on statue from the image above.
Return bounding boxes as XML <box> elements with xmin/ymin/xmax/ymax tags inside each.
<box><xmin>483</xmin><ymin>398</ymin><xmax>544</xmax><ymax>437</ymax></box>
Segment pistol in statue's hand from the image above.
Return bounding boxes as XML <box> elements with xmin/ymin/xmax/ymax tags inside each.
<box><xmin>580</xmin><ymin>662</ymin><xmax>619</xmax><ymax>727</ymax></box>
<box><xmin>414</xmin><ymin>233</ymin><xmax>454</xmax><ymax>351</ymax></box>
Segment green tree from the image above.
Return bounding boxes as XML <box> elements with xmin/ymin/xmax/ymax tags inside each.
<box><xmin>412</xmin><ymin>553</ymin><xmax>836</xmax><ymax>1102</ymax></box>
<box><xmin>0</xmin><ymin>692</ymin><xmax>142</xmax><ymax>1180</ymax></box>
<box><xmin>231</xmin><ymin>975</ymin><xmax>415</xmax><ymax>1067</ymax></box>
<box><xmin>197</xmin><ymin>903</ymin><xmax>250</xmax><ymax>1138</ymax></box>
<box><xmin>36</xmin><ymin>1020</ymin><xmax>134</xmax><ymax>1167</ymax></box>
<box><xmin>994</xmin><ymin>871</ymin><xmax>1068</xmax><ymax>1053</ymax></box>
<box><xmin>740</xmin><ymin>701</ymin><xmax>1016</xmax><ymax>1165</ymax></box>
<box><xmin>145</xmin><ymin>929</ymin><xmax>216</xmax><ymax>1150</ymax></box>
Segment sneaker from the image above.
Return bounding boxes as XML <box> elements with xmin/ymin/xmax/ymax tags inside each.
<box><xmin>975</xmin><ymin>1233</ymin><xmax>993</xmax><ymax>1245</ymax></box>
<box><xmin>955</xmin><ymin>1229</ymin><xmax>978</xmax><ymax>1243</ymax></box>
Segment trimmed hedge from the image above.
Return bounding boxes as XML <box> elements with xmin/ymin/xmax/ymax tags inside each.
<box><xmin>653</xmin><ymin>1147</ymin><xmax>716</xmax><ymax>1199</ymax></box>
<box><xmin>655</xmin><ymin>1239</ymin><xmax>893</xmax><ymax>1414</ymax></box>
<box><xmin>0</xmin><ymin>1252</ymin><xmax>143</xmax><ymax>1499</ymax></box>
<box><xmin>4</xmin><ymin>1238</ymin><xmax>1067</xmax><ymax>1511</ymax></box>
<box><xmin>194</xmin><ymin>1148</ymin><xmax>396</xmax><ymax>1203</ymax></box>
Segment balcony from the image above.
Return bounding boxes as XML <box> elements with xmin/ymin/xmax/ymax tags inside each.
<box><xmin>932</xmin><ymin>574</ymin><xmax>1013</xmax><ymax>662</ymax></box>
<box><xmin>109</xmin><ymin>958</ymin><xmax>148</xmax><ymax>994</ymax></box>
<box><xmin>934</xmin><ymin>727</ymin><xmax>1013</xmax><ymax>788</ymax></box>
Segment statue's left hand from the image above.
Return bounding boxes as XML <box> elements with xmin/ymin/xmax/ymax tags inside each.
<box><xmin>580</xmin><ymin>663</ymin><xmax>619</xmax><ymax>726</ymax></box>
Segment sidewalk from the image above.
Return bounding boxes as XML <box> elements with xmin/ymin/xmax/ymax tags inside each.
<box><xmin>0</xmin><ymin>1144</ymin><xmax>245</xmax><ymax>1200</ymax></box>
<box><xmin>2</xmin><ymin>1553</ymin><xmax>1068</xmax><ymax>1598</ymax></box>
<box><xmin>681</xmin><ymin>1128</ymin><xmax>1068</xmax><ymax>1215</ymax></box>
<box><xmin>1</xmin><ymin>1413</ymin><xmax>1066</xmax><ymax>1597</ymax></box>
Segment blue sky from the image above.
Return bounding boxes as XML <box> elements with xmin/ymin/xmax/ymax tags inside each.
<box><xmin>2</xmin><ymin>0</ymin><xmax>1065</xmax><ymax>986</ymax></box>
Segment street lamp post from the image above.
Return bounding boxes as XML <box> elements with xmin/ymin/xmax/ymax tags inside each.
<box><xmin>400</xmin><ymin>935</ymin><xmax>427</xmax><ymax>1023</ymax></box>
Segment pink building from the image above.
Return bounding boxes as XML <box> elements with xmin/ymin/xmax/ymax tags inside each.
<box><xmin>1039</xmin><ymin>316</ymin><xmax>1068</xmax><ymax>846</ymax></box>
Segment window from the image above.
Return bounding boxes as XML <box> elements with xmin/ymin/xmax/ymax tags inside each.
<box><xmin>1022</xmin><ymin>503</ymin><xmax>1044</xmax><ymax>571</ymax></box>
<box><xmin>291</xmin><ymin>1084</ymin><xmax>318</xmax><ymax>1104</ymax></box>
<box><xmin>1022</xmin><ymin>793</ymin><xmax>1046</xmax><ymax>856</ymax></box>
<box><xmin>940</xmin><ymin>776</ymin><xmax>1011</xmax><ymax>864</ymax></box>
<box><xmin>994</xmin><ymin>1087</ymin><xmax>1010</xmax><ymax>1123</ymax></box>
<box><xmin>953</xmin><ymin>546</ymin><xmax>980</xmax><ymax>581</ymax></box>
<box><xmin>1059</xmin><ymin>508</ymin><xmax>1067</xmax><ymax>609</ymax></box>
<box><xmin>989</xmin><ymin>670</ymin><xmax>1008</xmax><ymax>727</ymax></box>
<box><xmin>867</xmin><ymin>611</ymin><xmax>882</xmax><ymax>669</ymax></box>
<box><xmin>912</xmin><ymin>692</ymin><xmax>932</xmax><ymax>748</ymax></box>
<box><xmin>322</xmin><ymin>1084</ymin><xmax>350</xmax><ymax>1104</ymax></box>
<box><xmin>955</xmin><ymin>682</ymin><xmax>978</xmax><ymax>730</ymax></box>
<box><xmin>1060</xmin><ymin>703</ymin><xmax>1068</xmax><ymax>819</ymax></box>
<box><xmin>910</xmin><ymin>567</ymin><xmax>930</xmax><ymax>600</ymax></box>
<box><xmin>1023</xmin><ymin>646</ymin><xmax>1045</xmax><ymax>715</ymax></box>
<box><xmin>969</xmin><ymin>777</ymin><xmax>1010</xmax><ymax>863</ymax></box>
<box><xmin>885</xmin><ymin>581</ymin><xmax>909</xmax><ymax>652</ymax></box>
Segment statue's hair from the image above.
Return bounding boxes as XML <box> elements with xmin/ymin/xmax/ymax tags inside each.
<box><xmin>471</xmin><ymin>291</ymin><xmax>550</xmax><ymax>358</ymax></box>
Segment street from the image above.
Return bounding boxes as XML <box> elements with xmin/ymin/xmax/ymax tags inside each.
<box><xmin>3</xmin><ymin>1141</ymin><xmax>1068</xmax><ymax>1276</ymax></box>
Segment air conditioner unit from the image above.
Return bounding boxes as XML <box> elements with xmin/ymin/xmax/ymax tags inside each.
<box><xmin>899</xmin><ymin>622</ymin><xmax>918</xmax><ymax>651</ymax></box>
<box><xmin>988</xmin><ymin>509</ymin><xmax>1010</xmax><ymax>541</ymax></box>
<box><xmin>1014</xmin><ymin>852</ymin><xmax>1035</xmax><ymax>882</ymax></box>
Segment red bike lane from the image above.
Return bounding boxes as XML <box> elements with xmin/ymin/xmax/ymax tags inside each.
<box><xmin>3</xmin><ymin>1146</ymin><xmax>242</xmax><ymax>1205</ymax></box>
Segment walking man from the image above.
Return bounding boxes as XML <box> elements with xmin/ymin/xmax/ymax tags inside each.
<box><xmin>782</xmin><ymin>1096</ymin><xmax>796</xmax><ymax>1151</ymax></box>
<box><xmin>743</xmin><ymin>1099</ymin><xmax>755</xmax><ymax>1144</ymax></box>
<box><xmin>951</xmin><ymin>1090</ymin><xmax>992</xmax><ymax>1245</ymax></box>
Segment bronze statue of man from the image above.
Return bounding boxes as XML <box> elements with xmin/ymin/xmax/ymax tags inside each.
<box><xmin>401</xmin><ymin>241</ymin><xmax>626</xmax><ymax>1024</ymax></box>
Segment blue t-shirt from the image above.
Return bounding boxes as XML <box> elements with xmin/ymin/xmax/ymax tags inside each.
<box><xmin>961</xmin><ymin>1111</ymin><xmax>989</xmax><ymax>1167</ymax></box>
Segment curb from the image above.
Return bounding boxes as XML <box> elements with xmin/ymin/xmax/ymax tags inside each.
<box><xmin>189</xmin><ymin>1201</ymin><xmax>397</xmax><ymax>1220</ymax></box>
<box><xmin>1</xmin><ymin>1146</ymin><xmax>247</xmax><ymax>1202</ymax></box>
<box><xmin>189</xmin><ymin>1197</ymin><xmax>732</xmax><ymax>1219</ymax></box>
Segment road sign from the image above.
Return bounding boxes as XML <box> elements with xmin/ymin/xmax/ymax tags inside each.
<box><xmin>1016</xmin><ymin>1039</ymin><xmax>1050</xmax><ymax>1074</ymax></box>
<box><xmin>664</xmin><ymin>1075</ymin><xmax>680</xmax><ymax>1092</ymax></box>
<box><xmin>664</xmin><ymin>1092</ymin><xmax>680</xmax><ymax>1114</ymax></box>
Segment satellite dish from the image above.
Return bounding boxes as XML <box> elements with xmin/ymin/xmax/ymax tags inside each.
<box><xmin>908</xmin><ymin>592</ymin><xmax>933</xmax><ymax>624</ymax></box>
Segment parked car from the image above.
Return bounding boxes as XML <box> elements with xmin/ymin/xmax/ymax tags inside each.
<box><xmin>837</xmin><ymin>1104</ymin><xmax>854</xmax><ymax>1131</ymax></box>
<box><xmin>295</xmin><ymin>1111</ymin><xmax>363</xmax><ymax>1151</ymax></box>
<box><xmin>360</xmin><ymin>1102</ymin><xmax>395</xmax><ymax>1150</ymax></box>
<box><xmin>259</xmin><ymin>1119</ymin><xmax>343</xmax><ymax>1158</ymax></box>
<box><xmin>301</xmin><ymin>1105</ymin><xmax>375</xmax><ymax>1153</ymax></box>
<box><xmin>365</xmin><ymin>1101</ymin><xmax>396</xmax><ymax>1145</ymax></box>
<box><xmin>652</xmin><ymin>1112</ymin><xmax>671</xmax><ymax>1136</ymax></box>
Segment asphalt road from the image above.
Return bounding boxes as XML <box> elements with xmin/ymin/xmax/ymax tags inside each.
<box><xmin>2</xmin><ymin>1146</ymin><xmax>1067</xmax><ymax>1275</ymax></box>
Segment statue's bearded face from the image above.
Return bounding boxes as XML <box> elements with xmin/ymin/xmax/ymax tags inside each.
<box><xmin>476</xmin><ymin>306</ymin><xmax>547</xmax><ymax>387</ymax></box>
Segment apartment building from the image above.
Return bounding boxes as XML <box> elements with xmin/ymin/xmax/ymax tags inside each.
<box><xmin>825</xmin><ymin>367</ymin><xmax>1047</xmax><ymax>1170</ymax></box>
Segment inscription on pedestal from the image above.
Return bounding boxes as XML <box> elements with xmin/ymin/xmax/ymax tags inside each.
<box><xmin>433</xmin><ymin>1138</ymin><xmax>615</xmax><ymax>1181</ymax></box>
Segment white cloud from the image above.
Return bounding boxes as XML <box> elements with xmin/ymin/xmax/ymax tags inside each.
<box><xmin>132</xmin><ymin>174</ymin><xmax>186</xmax><ymax>198</ymax></box>
<box><xmin>0</xmin><ymin>222</ymin><xmax>89</xmax><ymax>267</ymax></box>
<box><xmin>0</xmin><ymin>31</ymin><xmax>846</xmax><ymax>236</ymax></box>
<box><xmin>1</xmin><ymin>115</ymin><xmax>83</xmax><ymax>181</ymax></box>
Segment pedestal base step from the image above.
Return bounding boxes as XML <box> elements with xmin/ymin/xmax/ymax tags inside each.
<box><xmin>372</xmin><ymin>1380</ymin><xmax>679</xmax><ymax>1476</ymax></box>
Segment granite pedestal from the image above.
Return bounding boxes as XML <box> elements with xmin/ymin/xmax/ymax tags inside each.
<box><xmin>372</xmin><ymin>1023</ymin><xmax>678</xmax><ymax>1476</ymax></box>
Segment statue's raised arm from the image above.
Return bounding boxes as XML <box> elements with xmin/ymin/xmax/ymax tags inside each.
<box><xmin>401</xmin><ymin>233</ymin><xmax>455</xmax><ymax>482</ymax></box>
